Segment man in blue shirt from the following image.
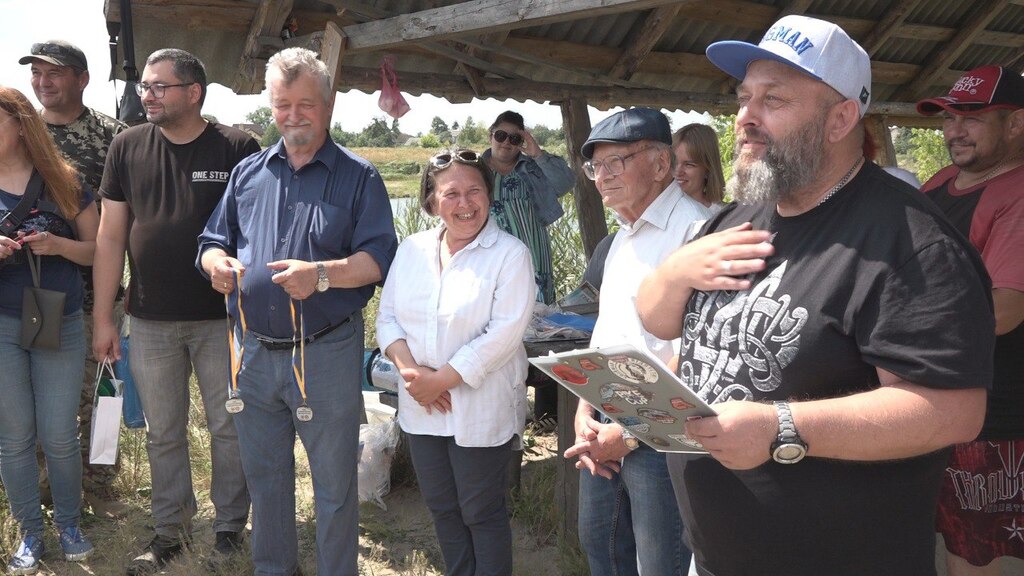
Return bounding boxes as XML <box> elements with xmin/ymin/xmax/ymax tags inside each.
<box><xmin>198</xmin><ymin>47</ymin><xmax>397</xmax><ymax>576</ymax></box>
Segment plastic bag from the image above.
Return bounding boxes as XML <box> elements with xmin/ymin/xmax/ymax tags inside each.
<box><xmin>377</xmin><ymin>56</ymin><xmax>410</xmax><ymax>119</ymax></box>
<box><xmin>357</xmin><ymin>417</ymin><xmax>400</xmax><ymax>509</ymax></box>
<box><xmin>89</xmin><ymin>359</ymin><xmax>123</xmax><ymax>465</ymax></box>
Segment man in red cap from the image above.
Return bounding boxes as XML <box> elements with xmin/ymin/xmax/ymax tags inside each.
<box><xmin>918</xmin><ymin>65</ymin><xmax>1024</xmax><ymax>576</ymax></box>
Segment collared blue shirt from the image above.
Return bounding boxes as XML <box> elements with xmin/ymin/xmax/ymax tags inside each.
<box><xmin>198</xmin><ymin>135</ymin><xmax>397</xmax><ymax>338</ymax></box>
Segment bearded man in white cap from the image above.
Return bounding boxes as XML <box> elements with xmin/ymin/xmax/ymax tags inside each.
<box><xmin>636</xmin><ymin>15</ymin><xmax>995</xmax><ymax>576</ymax></box>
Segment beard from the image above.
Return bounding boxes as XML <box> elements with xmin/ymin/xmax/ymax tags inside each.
<box><xmin>280</xmin><ymin>124</ymin><xmax>316</xmax><ymax>147</ymax></box>
<box><xmin>727</xmin><ymin>112</ymin><xmax>828</xmax><ymax>205</ymax></box>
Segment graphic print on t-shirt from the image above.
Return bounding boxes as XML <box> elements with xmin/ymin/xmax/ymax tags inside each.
<box><xmin>679</xmin><ymin>261</ymin><xmax>808</xmax><ymax>404</ymax></box>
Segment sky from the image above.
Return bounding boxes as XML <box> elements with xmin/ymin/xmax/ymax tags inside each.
<box><xmin>0</xmin><ymin>0</ymin><xmax>709</xmax><ymax>136</ymax></box>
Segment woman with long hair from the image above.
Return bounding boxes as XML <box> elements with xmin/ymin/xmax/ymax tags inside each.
<box><xmin>672</xmin><ymin>123</ymin><xmax>726</xmax><ymax>211</ymax></box>
<box><xmin>0</xmin><ymin>85</ymin><xmax>99</xmax><ymax>574</ymax></box>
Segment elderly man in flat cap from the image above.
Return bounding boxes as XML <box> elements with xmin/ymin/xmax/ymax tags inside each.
<box><xmin>564</xmin><ymin>107</ymin><xmax>710</xmax><ymax>576</ymax></box>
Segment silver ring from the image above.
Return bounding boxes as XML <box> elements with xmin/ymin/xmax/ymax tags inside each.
<box><xmin>223</xmin><ymin>282</ymin><xmax>228</xmax><ymax>289</ymax></box>
<box><xmin>42</xmin><ymin>231</ymin><xmax>48</xmax><ymax>239</ymax></box>
<box><xmin>721</xmin><ymin>260</ymin><xmax>732</xmax><ymax>272</ymax></box>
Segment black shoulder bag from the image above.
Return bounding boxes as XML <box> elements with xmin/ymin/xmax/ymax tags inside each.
<box><xmin>22</xmin><ymin>247</ymin><xmax>66</xmax><ymax>350</ymax></box>
<box><xmin>1</xmin><ymin>172</ymin><xmax>66</xmax><ymax>350</ymax></box>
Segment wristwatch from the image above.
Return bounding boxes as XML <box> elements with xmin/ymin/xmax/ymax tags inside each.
<box><xmin>315</xmin><ymin>262</ymin><xmax>329</xmax><ymax>292</ymax></box>
<box><xmin>622</xmin><ymin>429</ymin><xmax>640</xmax><ymax>451</ymax></box>
<box><xmin>770</xmin><ymin>401</ymin><xmax>808</xmax><ymax>464</ymax></box>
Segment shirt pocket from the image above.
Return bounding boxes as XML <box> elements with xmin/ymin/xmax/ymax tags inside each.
<box><xmin>437</xmin><ymin>273</ymin><xmax>497</xmax><ymax>330</ymax></box>
<box><xmin>309</xmin><ymin>201</ymin><xmax>352</xmax><ymax>256</ymax></box>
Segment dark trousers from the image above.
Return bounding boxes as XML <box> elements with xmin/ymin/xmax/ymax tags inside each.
<box><xmin>408</xmin><ymin>434</ymin><xmax>514</xmax><ymax>576</ymax></box>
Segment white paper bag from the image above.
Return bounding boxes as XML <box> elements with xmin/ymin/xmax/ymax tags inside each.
<box><xmin>89</xmin><ymin>359</ymin><xmax>123</xmax><ymax>465</ymax></box>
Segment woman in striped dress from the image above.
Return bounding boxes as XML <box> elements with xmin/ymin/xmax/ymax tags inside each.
<box><xmin>481</xmin><ymin>111</ymin><xmax>575</xmax><ymax>304</ymax></box>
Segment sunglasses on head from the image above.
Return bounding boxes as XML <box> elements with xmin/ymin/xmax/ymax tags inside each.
<box><xmin>428</xmin><ymin>149</ymin><xmax>481</xmax><ymax>171</ymax></box>
<box><xmin>492</xmin><ymin>129</ymin><xmax>524</xmax><ymax>146</ymax></box>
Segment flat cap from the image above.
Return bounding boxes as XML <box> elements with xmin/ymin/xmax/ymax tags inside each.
<box><xmin>582</xmin><ymin>107</ymin><xmax>672</xmax><ymax>159</ymax></box>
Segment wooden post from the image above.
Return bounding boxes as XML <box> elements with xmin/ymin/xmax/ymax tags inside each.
<box><xmin>560</xmin><ymin>95</ymin><xmax>608</xmax><ymax>260</ymax></box>
<box><xmin>322</xmin><ymin>21</ymin><xmax>348</xmax><ymax>92</ymax></box>
<box><xmin>556</xmin><ymin>386</ymin><xmax>581</xmax><ymax>546</ymax></box>
<box><xmin>864</xmin><ymin>114</ymin><xmax>897</xmax><ymax>167</ymax></box>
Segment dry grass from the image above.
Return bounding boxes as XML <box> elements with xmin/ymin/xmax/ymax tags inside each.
<box><xmin>0</xmin><ymin>383</ymin><xmax>573</xmax><ymax>576</ymax></box>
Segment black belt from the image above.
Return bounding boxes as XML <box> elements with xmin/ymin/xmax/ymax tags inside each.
<box><xmin>252</xmin><ymin>314</ymin><xmax>353</xmax><ymax>351</ymax></box>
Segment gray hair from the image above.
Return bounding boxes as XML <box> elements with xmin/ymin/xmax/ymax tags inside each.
<box><xmin>266</xmin><ymin>48</ymin><xmax>333</xmax><ymax>104</ymax></box>
<box><xmin>649</xmin><ymin>140</ymin><xmax>675</xmax><ymax>171</ymax></box>
<box><xmin>146</xmin><ymin>48</ymin><xmax>208</xmax><ymax>106</ymax></box>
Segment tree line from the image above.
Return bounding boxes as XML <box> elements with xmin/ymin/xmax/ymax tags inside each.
<box><xmin>243</xmin><ymin>107</ymin><xmax>947</xmax><ymax>184</ymax></box>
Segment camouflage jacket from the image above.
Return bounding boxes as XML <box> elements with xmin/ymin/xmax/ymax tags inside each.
<box><xmin>45</xmin><ymin>107</ymin><xmax>125</xmax><ymax>193</ymax></box>
<box><xmin>44</xmin><ymin>107</ymin><xmax>126</xmax><ymax>308</ymax></box>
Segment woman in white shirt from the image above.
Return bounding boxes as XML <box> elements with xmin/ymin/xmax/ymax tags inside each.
<box><xmin>376</xmin><ymin>149</ymin><xmax>534</xmax><ymax>576</ymax></box>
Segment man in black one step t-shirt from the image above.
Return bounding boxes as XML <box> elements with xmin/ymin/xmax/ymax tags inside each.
<box><xmin>93</xmin><ymin>48</ymin><xmax>259</xmax><ymax>576</ymax></box>
<box><xmin>636</xmin><ymin>15</ymin><xmax>995</xmax><ymax>576</ymax></box>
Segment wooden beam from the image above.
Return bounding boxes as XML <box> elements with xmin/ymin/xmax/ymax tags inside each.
<box><xmin>777</xmin><ymin>0</ymin><xmax>814</xmax><ymax>18</ymax></box>
<box><xmin>341</xmin><ymin>0</ymin><xmax>691</xmax><ymax>53</ymax></box>
<box><xmin>860</xmin><ymin>0</ymin><xmax>924</xmax><ymax>55</ymax></box>
<box><xmin>322</xmin><ymin>21</ymin><xmax>348</xmax><ymax>93</ymax></box>
<box><xmin>334</xmin><ymin>64</ymin><xmax>927</xmax><ymax>117</ymax></box>
<box><xmin>607</xmin><ymin>5</ymin><xmax>682</xmax><ymax>80</ymax></box>
<box><xmin>419</xmin><ymin>41</ymin><xmax>527</xmax><ymax>80</ymax></box>
<box><xmin>895</xmin><ymin>0</ymin><xmax>1011</xmax><ymax>101</ymax></box>
<box><xmin>455</xmin><ymin>62</ymin><xmax>487</xmax><ymax>98</ymax></box>
<box><xmin>682</xmin><ymin>0</ymin><xmax>777</xmax><ymax>31</ymax></box>
<box><xmin>459</xmin><ymin>38</ymin><xmax>656</xmax><ymax>89</ymax></box>
<box><xmin>561</xmin><ymin>96</ymin><xmax>607</xmax><ymax>259</ymax></box>
<box><xmin>864</xmin><ymin>115</ymin><xmax>896</xmax><ymax>166</ymax></box>
<box><xmin>233</xmin><ymin>0</ymin><xmax>295</xmax><ymax>93</ymax></box>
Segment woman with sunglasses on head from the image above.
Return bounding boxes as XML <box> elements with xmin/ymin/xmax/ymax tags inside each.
<box><xmin>671</xmin><ymin>123</ymin><xmax>726</xmax><ymax>212</ymax></box>
<box><xmin>482</xmin><ymin>111</ymin><xmax>574</xmax><ymax>304</ymax></box>
<box><xmin>0</xmin><ymin>86</ymin><xmax>99</xmax><ymax>574</ymax></box>
<box><xmin>377</xmin><ymin>149</ymin><xmax>535</xmax><ymax>576</ymax></box>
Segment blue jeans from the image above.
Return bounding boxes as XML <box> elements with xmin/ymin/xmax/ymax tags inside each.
<box><xmin>578</xmin><ymin>445</ymin><xmax>690</xmax><ymax>576</ymax></box>
<box><xmin>408</xmin><ymin>434</ymin><xmax>514</xmax><ymax>576</ymax></box>
<box><xmin>128</xmin><ymin>317</ymin><xmax>249</xmax><ymax>537</ymax></box>
<box><xmin>233</xmin><ymin>316</ymin><xmax>363</xmax><ymax>576</ymax></box>
<box><xmin>0</xmin><ymin>311</ymin><xmax>85</xmax><ymax>536</ymax></box>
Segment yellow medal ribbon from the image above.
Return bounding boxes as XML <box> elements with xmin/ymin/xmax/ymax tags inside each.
<box><xmin>290</xmin><ymin>299</ymin><xmax>313</xmax><ymax>421</ymax></box>
<box><xmin>225</xmin><ymin>269</ymin><xmax>247</xmax><ymax>413</ymax></box>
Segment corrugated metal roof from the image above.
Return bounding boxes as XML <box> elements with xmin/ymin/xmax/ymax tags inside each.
<box><xmin>112</xmin><ymin>0</ymin><xmax>1024</xmax><ymax>125</ymax></box>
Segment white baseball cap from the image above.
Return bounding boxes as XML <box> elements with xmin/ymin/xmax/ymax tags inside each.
<box><xmin>706</xmin><ymin>15</ymin><xmax>872</xmax><ymax>117</ymax></box>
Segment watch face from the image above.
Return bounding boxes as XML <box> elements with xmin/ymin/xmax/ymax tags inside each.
<box><xmin>773</xmin><ymin>443</ymin><xmax>807</xmax><ymax>464</ymax></box>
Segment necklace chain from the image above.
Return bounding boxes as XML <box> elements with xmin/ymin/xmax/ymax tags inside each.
<box><xmin>961</xmin><ymin>158</ymin><xmax>1012</xmax><ymax>187</ymax></box>
<box><xmin>816</xmin><ymin>157</ymin><xmax>864</xmax><ymax>207</ymax></box>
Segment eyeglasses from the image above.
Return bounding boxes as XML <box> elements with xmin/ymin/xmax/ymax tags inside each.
<box><xmin>491</xmin><ymin>129</ymin><xmax>524</xmax><ymax>146</ymax></box>
<box><xmin>583</xmin><ymin>147</ymin><xmax>653</xmax><ymax>180</ymax></box>
<box><xmin>134</xmin><ymin>81</ymin><xmax>195</xmax><ymax>98</ymax></box>
<box><xmin>429</xmin><ymin>149</ymin><xmax>481</xmax><ymax>171</ymax></box>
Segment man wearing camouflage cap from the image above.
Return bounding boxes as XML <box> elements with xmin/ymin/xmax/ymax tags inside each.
<box><xmin>20</xmin><ymin>39</ymin><xmax>128</xmax><ymax>519</ymax></box>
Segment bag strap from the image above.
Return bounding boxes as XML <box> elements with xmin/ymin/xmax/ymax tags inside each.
<box><xmin>0</xmin><ymin>171</ymin><xmax>45</xmax><ymax>237</ymax></box>
<box><xmin>25</xmin><ymin>247</ymin><xmax>41</xmax><ymax>288</ymax></box>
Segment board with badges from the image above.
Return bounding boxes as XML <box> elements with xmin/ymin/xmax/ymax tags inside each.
<box><xmin>529</xmin><ymin>344</ymin><xmax>716</xmax><ymax>453</ymax></box>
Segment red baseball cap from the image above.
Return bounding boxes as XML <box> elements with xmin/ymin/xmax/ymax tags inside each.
<box><xmin>917</xmin><ymin>66</ymin><xmax>1024</xmax><ymax>116</ymax></box>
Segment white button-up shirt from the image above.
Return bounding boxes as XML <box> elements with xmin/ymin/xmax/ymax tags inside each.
<box><xmin>376</xmin><ymin>218</ymin><xmax>534</xmax><ymax>447</ymax></box>
<box><xmin>591</xmin><ymin>182</ymin><xmax>713</xmax><ymax>362</ymax></box>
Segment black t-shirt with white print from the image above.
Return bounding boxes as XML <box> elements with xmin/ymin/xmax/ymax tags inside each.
<box><xmin>670</xmin><ymin>162</ymin><xmax>994</xmax><ymax>576</ymax></box>
<box><xmin>100</xmin><ymin>122</ymin><xmax>259</xmax><ymax>320</ymax></box>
